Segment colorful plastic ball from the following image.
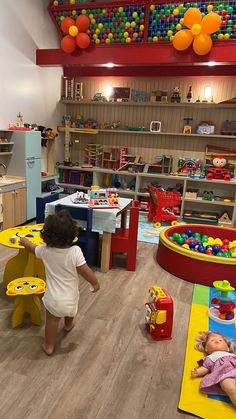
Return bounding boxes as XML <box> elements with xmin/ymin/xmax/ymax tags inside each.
<box><xmin>189</xmin><ymin>241</ymin><xmax>196</xmax><ymax>249</ymax></box>
<box><xmin>201</xmin><ymin>235</ymin><xmax>208</xmax><ymax>243</ymax></box>
<box><xmin>175</xmin><ymin>23</ymin><xmax>182</xmax><ymax>31</ymax></box>
<box><xmin>53</xmin><ymin>0</ymin><xmax>58</xmax><ymax>6</ymax></box>
<box><xmin>173</xmin><ymin>8</ymin><xmax>179</xmax><ymax>16</ymax></box>
<box><xmin>61</xmin><ymin>35</ymin><xmax>76</xmax><ymax>53</ymax></box>
<box><xmin>207</xmin><ymin>5</ymin><xmax>214</xmax><ymax>12</ymax></box>
<box><xmin>61</xmin><ymin>17</ymin><xmax>75</xmax><ymax>34</ymax></box>
<box><xmin>76</xmin><ymin>32</ymin><xmax>90</xmax><ymax>49</ymax></box>
<box><xmin>186</xmin><ymin>229</ymin><xmax>193</xmax><ymax>237</ymax></box>
<box><xmin>212</xmin><ymin>245</ymin><xmax>220</xmax><ymax>253</ymax></box>
<box><xmin>219</xmin><ymin>313</ymin><xmax>226</xmax><ymax>320</ymax></box>
<box><xmin>177</xmin><ymin>237</ymin><xmax>185</xmax><ymax>245</ymax></box>
<box><xmin>152</xmin><ymin>36</ymin><xmax>158</xmax><ymax>42</ymax></box>
<box><xmin>150</xmin><ymin>5</ymin><xmax>155</xmax><ymax>12</ymax></box>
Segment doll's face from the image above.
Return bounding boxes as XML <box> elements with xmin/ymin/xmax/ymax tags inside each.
<box><xmin>205</xmin><ymin>333</ymin><xmax>229</xmax><ymax>354</ymax></box>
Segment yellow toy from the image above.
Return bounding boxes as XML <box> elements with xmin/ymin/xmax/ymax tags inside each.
<box><xmin>6</xmin><ymin>277</ymin><xmax>46</xmax><ymax>328</ymax></box>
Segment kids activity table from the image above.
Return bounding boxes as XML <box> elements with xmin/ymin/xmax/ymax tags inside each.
<box><xmin>0</xmin><ymin>224</ymin><xmax>45</xmax><ymax>287</ymax></box>
<box><xmin>45</xmin><ymin>193</ymin><xmax>132</xmax><ymax>273</ymax></box>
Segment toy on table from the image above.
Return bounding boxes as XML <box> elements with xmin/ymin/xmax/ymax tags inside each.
<box><xmin>71</xmin><ymin>191</ymin><xmax>88</xmax><ymax>204</ymax></box>
<box><xmin>191</xmin><ymin>331</ymin><xmax>236</xmax><ymax>405</ymax></box>
<box><xmin>150</xmin><ymin>121</ymin><xmax>161</xmax><ymax>132</ymax></box>
<box><xmin>145</xmin><ymin>285</ymin><xmax>173</xmax><ymax>341</ymax></box>
<box><xmin>89</xmin><ymin>187</ymin><xmax>120</xmax><ymax>208</ymax></box>
<box><xmin>208</xmin><ymin>280</ymin><xmax>236</xmax><ymax>324</ymax></box>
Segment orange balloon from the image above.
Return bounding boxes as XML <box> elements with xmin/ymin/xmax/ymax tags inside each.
<box><xmin>173</xmin><ymin>29</ymin><xmax>193</xmax><ymax>51</ymax></box>
<box><xmin>61</xmin><ymin>35</ymin><xmax>76</xmax><ymax>53</ymax></box>
<box><xmin>76</xmin><ymin>32</ymin><xmax>90</xmax><ymax>49</ymax></box>
<box><xmin>193</xmin><ymin>33</ymin><xmax>212</xmax><ymax>55</ymax></box>
<box><xmin>201</xmin><ymin>13</ymin><xmax>222</xmax><ymax>34</ymax></box>
<box><xmin>61</xmin><ymin>17</ymin><xmax>75</xmax><ymax>34</ymax></box>
<box><xmin>76</xmin><ymin>15</ymin><xmax>90</xmax><ymax>32</ymax></box>
<box><xmin>184</xmin><ymin>8</ymin><xmax>202</xmax><ymax>29</ymax></box>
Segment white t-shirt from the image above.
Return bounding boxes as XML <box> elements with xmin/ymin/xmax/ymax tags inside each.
<box><xmin>35</xmin><ymin>244</ymin><xmax>86</xmax><ymax>317</ymax></box>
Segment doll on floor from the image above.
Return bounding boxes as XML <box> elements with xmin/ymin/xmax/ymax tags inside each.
<box><xmin>191</xmin><ymin>331</ymin><xmax>236</xmax><ymax>407</ymax></box>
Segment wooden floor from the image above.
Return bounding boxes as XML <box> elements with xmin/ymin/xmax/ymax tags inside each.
<box><xmin>0</xmin><ymin>242</ymin><xmax>196</xmax><ymax>419</ymax></box>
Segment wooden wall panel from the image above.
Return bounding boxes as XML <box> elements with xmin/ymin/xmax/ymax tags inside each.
<box><xmin>65</xmin><ymin>76</ymin><xmax>236</xmax><ymax>168</ymax></box>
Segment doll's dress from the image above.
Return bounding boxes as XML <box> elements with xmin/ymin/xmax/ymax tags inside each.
<box><xmin>198</xmin><ymin>351</ymin><xmax>236</xmax><ymax>395</ymax></box>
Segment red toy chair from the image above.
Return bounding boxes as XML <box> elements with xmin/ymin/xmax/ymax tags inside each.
<box><xmin>109</xmin><ymin>200</ymin><xmax>139</xmax><ymax>271</ymax></box>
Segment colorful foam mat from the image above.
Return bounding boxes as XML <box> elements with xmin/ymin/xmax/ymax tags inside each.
<box><xmin>178</xmin><ymin>284</ymin><xmax>236</xmax><ymax>419</ymax></box>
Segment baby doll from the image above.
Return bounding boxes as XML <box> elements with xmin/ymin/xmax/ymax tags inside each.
<box><xmin>191</xmin><ymin>331</ymin><xmax>236</xmax><ymax>407</ymax></box>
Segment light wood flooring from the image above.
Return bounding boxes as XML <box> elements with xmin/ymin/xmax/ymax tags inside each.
<box><xmin>0</xmin><ymin>242</ymin><xmax>196</xmax><ymax>419</ymax></box>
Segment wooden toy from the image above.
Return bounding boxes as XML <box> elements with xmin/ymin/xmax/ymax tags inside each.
<box><xmin>183</xmin><ymin>117</ymin><xmax>193</xmax><ymax>134</ymax></box>
<box><xmin>89</xmin><ymin>188</ymin><xmax>120</xmax><ymax>209</ymax></box>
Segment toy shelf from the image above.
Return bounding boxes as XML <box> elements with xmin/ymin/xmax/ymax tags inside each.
<box><xmin>60</xmin><ymin>100</ymin><xmax>236</xmax><ymax>110</ymax></box>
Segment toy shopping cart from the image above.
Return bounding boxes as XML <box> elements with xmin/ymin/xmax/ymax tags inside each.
<box><xmin>147</xmin><ymin>184</ymin><xmax>181</xmax><ymax>228</ymax></box>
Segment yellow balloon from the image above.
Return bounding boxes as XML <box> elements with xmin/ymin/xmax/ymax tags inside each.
<box><xmin>184</xmin><ymin>8</ymin><xmax>202</xmax><ymax>29</ymax></box>
<box><xmin>201</xmin><ymin>13</ymin><xmax>221</xmax><ymax>34</ymax></box>
<box><xmin>193</xmin><ymin>33</ymin><xmax>212</xmax><ymax>55</ymax></box>
<box><xmin>191</xmin><ymin>23</ymin><xmax>202</xmax><ymax>35</ymax></box>
<box><xmin>69</xmin><ymin>25</ymin><xmax>78</xmax><ymax>37</ymax></box>
<box><xmin>173</xmin><ymin>29</ymin><xmax>193</xmax><ymax>51</ymax></box>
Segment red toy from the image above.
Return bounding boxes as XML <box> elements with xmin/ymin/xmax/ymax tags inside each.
<box><xmin>148</xmin><ymin>184</ymin><xmax>181</xmax><ymax>228</ymax></box>
<box><xmin>206</xmin><ymin>155</ymin><xmax>232</xmax><ymax>181</ymax></box>
<box><xmin>145</xmin><ymin>286</ymin><xmax>173</xmax><ymax>341</ymax></box>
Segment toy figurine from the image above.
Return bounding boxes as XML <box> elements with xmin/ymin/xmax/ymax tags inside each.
<box><xmin>191</xmin><ymin>331</ymin><xmax>236</xmax><ymax>407</ymax></box>
<box><xmin>187</xmin><ymin>86</ymin><xmax>193</xmax><ymax>103</ymax></box>
<box><xmin>171</xmin><ymin>86</ymin><xmax>181</xmax><ymax>103</ymax></box>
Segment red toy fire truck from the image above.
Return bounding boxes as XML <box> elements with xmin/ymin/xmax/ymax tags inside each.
<box><xmin>145</xmin><ymin>286</ymin><xmax>173</xmax><ymax>341</ymax></box>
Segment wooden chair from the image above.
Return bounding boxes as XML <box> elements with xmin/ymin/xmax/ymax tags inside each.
<box><xmin>36</xmin><ymin>192</ymin><xmax>60</xmax><ymax>223</ymax></box>
<box><xmin>55</xmin><ymin>204</ymin><xmax>99</xmax><ymax>266</ymax></box>
<box><xmin>109</xmin><ymin>200</ymin><xmax>139</xmax><ymax>271</ymax></box>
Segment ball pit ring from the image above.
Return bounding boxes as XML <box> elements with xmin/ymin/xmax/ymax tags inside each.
<box><xmin>156</xmin><ymin>224</ymin><xmax>236</xmax><ymax>287</ymax></box>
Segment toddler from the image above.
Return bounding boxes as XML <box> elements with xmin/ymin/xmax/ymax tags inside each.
<box><xmin>19</xmin><ymin>209</ymin><xmax>100</xmax><ymax>355</ymax></box>
<box><xmin>191</xmin><ymin>331</ymin><xmax>236</xmax><ymax>406</ymax></box>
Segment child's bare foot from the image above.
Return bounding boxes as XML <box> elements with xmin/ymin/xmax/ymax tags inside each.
<box><xmin>42</xmin><ymin>343</ymin><xmax>55</xmax><ymax>356</ymax></box>
<box><xmin>64</xmin><ymin>322</ymin><xmax>75</xmax><ymax>333</ymax></box>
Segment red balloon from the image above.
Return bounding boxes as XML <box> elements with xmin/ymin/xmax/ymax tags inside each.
<box><xmin>61</xmin><ymin>35</ymin><xmax>76</xmax><ymax>53</ymax></box>
<box><xmin>76</xmin><ymin>15</ymin><xmax>90</xmax><ymax>32</ymax></box>
<box><xmin>61</xmin><ymin>17</ymin><xmax>75</xmax><ymax>34</ymax></box>
<box><xmin>76</xmin><ymin>32</ymin><xmax>90</xmax><ymax>49</ymax></box>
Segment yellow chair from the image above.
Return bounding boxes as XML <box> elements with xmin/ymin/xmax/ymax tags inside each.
<box><xmin>6</xmin><ymin>277</ymin><xmax>46</xmax><ymax>328</ymax></box>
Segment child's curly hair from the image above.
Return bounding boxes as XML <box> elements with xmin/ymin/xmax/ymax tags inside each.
<box><xmin>41</xmin><ymin>210</ymin><xmax>78</xmax><ymax>247</ymax></box>
<box><xmin>195</xmin><ymin>331</ymin><xmax>236</xmax><ymax>354</ymax></box>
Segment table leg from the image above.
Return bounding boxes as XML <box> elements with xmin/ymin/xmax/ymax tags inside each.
<box><xmin>100</xmin><ymin>232</ymin><xmax>111</xmax><ymax>273</ymax></box>
<box><xmin>121</xmin><ymin>209</ymin><xmax>128</xmax><ymax>228</ymax></box>
<box><xmin>3</xmin><ymin>249</ymin><xmax>45</xmax><ymax>288</ymax></box>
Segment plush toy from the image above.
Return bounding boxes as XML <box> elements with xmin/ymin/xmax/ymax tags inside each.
<box><xmin>41</xmin><ymin>128</ymin><xmax>58</xmax><ymax>147</ymax></box>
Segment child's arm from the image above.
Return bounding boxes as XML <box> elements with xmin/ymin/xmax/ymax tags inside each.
<box><xmin>77</xmin><ymin>264</ymin><xmax>100</xmax><ymax>292</ymax></box>
<box><xmin>19</xmin><ymin>237</ymin><xmax>37</xmax><ymax>255</ymax></box>
<box><xmin>191</xmin><ymin>365</ymin><xmax>209</xmax><ymax>378</ymax></box>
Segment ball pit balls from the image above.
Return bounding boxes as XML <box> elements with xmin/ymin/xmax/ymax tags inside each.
<box><xmin>52</xmin><ymin>2</ymin><xmax>236</xmax><ymax>45</ymax></box>
<box><xmin>169</xmin><ymin>229</ymin><xmax>236</xmax><ymax>259</ymax></box>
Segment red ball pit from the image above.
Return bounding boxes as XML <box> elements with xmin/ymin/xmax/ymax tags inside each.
<box><xmin>156</xmin><ymin>224</ymin><xmax>236</xmax><ymax>287</ymax></box>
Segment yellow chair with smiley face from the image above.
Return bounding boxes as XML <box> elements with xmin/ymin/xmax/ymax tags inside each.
<box><xmin>6</xmin><ymin>277</ymin><xmax>46</xmax><ymax>328</ymax></box>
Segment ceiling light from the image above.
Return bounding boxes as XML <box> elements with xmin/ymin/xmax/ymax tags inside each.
<box><xmin>105</xmin><ymin>63</ymin><xmax>115</xmax><ymax>68</ymax></box>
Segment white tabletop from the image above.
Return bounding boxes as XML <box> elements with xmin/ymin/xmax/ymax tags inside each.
<box><xmin>45</xmin><ymin>193</ymin><xmax>132</xmax><ymax>233</ymax></box>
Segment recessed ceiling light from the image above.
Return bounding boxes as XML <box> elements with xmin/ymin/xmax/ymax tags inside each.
<box><xmin>207</xmin><ymin>61</ymin><xmax>216</xmax><ymax>67</ymax></box>
<box><xmin>105</xmin><ymin>63</ymin><xmax>115</xmax><ymax>68</ymax></box>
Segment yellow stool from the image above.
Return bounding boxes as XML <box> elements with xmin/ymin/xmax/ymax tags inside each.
<box><xmin>6</xmin><ymin>277</ymin><xmax>46</xmax><ymax>328</ymax></box>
